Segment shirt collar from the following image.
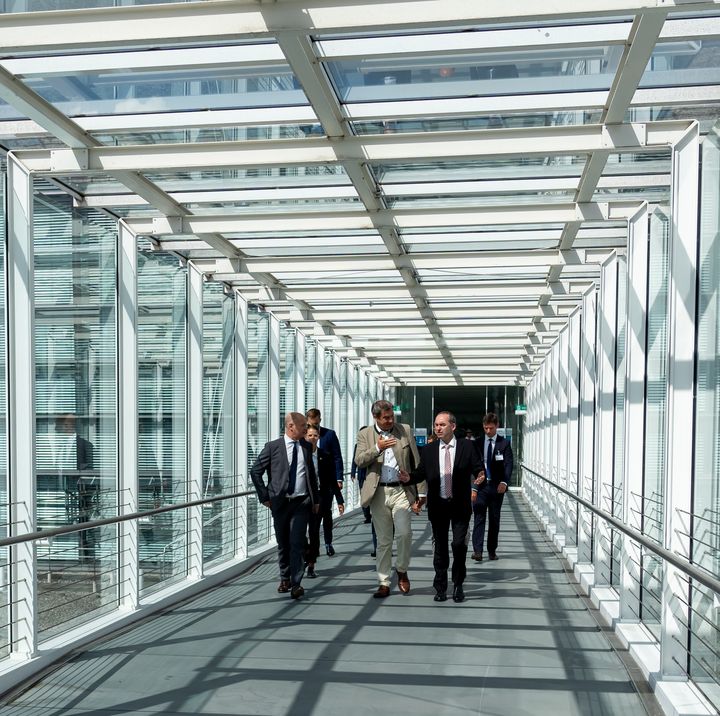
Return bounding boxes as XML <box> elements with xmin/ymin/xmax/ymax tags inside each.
<box><xmin>441</xmin><ymin>436</ymin><xmax>456</xmax><ymax>449</ymax></box>
<box><xmin>284</xmin><ymin>434</ymin><xmax>297</xmax><ymax>446</ymax></box>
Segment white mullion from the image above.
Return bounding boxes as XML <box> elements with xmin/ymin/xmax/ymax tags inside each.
<box><xmin>566</xmin><ymin>308</ymin><xmax>581</xmax><ymax>549</ymax></box>
<box><xmin>294</xmin><ymin>329</ymin><xmax>306</xmax><ymax>414</ymax></box>
<box><xmin>594</xmin><ymin>256</ymin><xmax>619</xmax><ymax>587</ymax></box>
<box><xmin>314</xmin><ymin>341</ymin><xmax>325</xmax><ymax>415</ymax></box>
<box><xmin>6</xmin><ymin>154</ymin><xmax>37</xmax><ymax>659</ymax></box>
<box><xmin>186</xmin><ymin>263</ymin><xmax>204</xmax><ymax>580</ymax></box>
<box><xmin>620</xmin><ymin>207</ymin><xmax>649</xmax><ymax>623</ymax></box>
<box><xmin>268</xmin><ymin>313</ymin><xmax>280</xmax><ymax>440</ymax></box>
<box><xmin>117</xmin><ymin>221</ymin><xmax>138</xmax><ymax>610</ymax></box>
<box><xmin>557</xmin><ymin>328</ymin><xmax>570</xmax><ymax>545</ymax></box>
<box><xmin>235</xmin><ymin>294</ymin><xmax>248</xmax><ymax>561</ymax></box>
<box><xmin>578</xmin><ymin>287</ymin><xmax>597</xmax><ymax>567</ymax></box>
<box><xmin>660</xmin><ymin>124</ymin><xmax>700</xmax><ymax>679</ymax></box>
<box><xmin>332</xmin><ymin>352</ymin><xmax>341</xmax><ymax>434</ymax></box>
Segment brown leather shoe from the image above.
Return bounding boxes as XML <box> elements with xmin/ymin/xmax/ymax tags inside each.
<box><xmin>397</xmin><ymin>571</ymin><xmax>410</xmax><ymax>594</ymax></box>
<box><xmin>290</xmin><ymin>585</ymin><xmax>305</xmax><ymax>600</ymax></box>
<box><xmin>471</xmin><ymin>552</ymin><xmax>483</xmax><ymax>562</ymax></box>
<box><xmin>373</xmin><ymin>585</ymin><xmax>390</xmax><ymax>598</ymax></box>
<box><xmin>277</xmin><ymin>580</ymin><xmax>290</xmax><ymax>593</ymax></box>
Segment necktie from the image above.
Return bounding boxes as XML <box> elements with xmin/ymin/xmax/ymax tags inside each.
<box><xmin>288</xmin><ymin>441</ymin><xmax>298</xmax><ymax>494</ymax></box>
<box><xmin>486</xmin><ymin>440</ymin><xmax>493</xmax><ymax>481</ymax></box>
<box><xmin>443</xmin><ymin>444</ymin><xmax>452</xmax><ymax>499</ymax></box>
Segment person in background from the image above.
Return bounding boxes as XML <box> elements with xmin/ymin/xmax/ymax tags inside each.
<box><xmin>471</xmin><ymin>412</ymin><xmax>513</xmax><ymax>562</ymax></box>
<box><xmin>306</xmin><ymin>408</ymin><xmax>344</xmax><ymax>555</ymax></box>
<box><xmin>305</xmin><ymin>425</ymin><xmax>345</xmax><ymax>577</ymax></box>
<box><xmin>351</xmin><ymin>428</ymin><xmax>378</xmax><ymax>557</ymax></box>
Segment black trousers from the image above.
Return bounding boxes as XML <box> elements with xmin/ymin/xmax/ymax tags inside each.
<box><xmin>472</xmin><ymin>486</ymin><xmax>505</xmax><ymax>555</ymax></box>
<box><xmin>271</xmin><ymin>496</ymin><xmax>311</xmax><ymax>587</ymax></box>
<box><xmin>429</xmin><ymin>500</ymin><xmax>470</xmax><ymax>593</ymax></box>
<box><xmin>307</xmin><ymin>493</ymin><xmax>335</xmax><ymax>562</ymax></box>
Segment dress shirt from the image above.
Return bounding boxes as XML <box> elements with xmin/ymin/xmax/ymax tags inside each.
<box><xmin>54</xmin><ymin>432</ymin><xmax>77</xmax><ymax>471</ymax></box>
<box><xmin>438</xmin><ymin>437</ymin><xmax>456</xmax><ymax>499</ymax></box>
<box><xmin>484</xmin><ymin>436</ymin><xmax>508</xmax><ymax>486</ymax></box>
<box><xmin>375</xmin><ymin>425</ymin><xmax>400</xmax><ymax>484</ymax></box>
<box><xmin>284</xmin><ymin>434</ymin><xmax>308</xmax><ymax>496</ymax></box>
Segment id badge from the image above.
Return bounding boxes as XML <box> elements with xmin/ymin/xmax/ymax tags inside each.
<box><xmin>495</xmin><ymin>454</ymin><xmax>504</xmax><ymax>461</ymax></box>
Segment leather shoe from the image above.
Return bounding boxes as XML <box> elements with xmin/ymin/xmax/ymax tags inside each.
<box><xmin>277</xmin><ymin>580</ymin><xmax>290</xmax><ymax>593</ymax></box>
<box><xmin>373</xmin><ymin>585</ymin><xmax>390</xmax><ymax>598</ymax></box>
<box><xmin>397</xmin><ymin>571</ymin><xmax>410</xmax><ymax>594</ymax></box>
<box><xmin>489</xmin><ymin>552</ymin><xmax>498</xmax><ymax>560</ymax></box>
<box><xmin>290</xmin><ymin>586</ymin><xmax>305</xmax><ymax>600</ymax></box>
<box><xmin>434</xmin><ymin>591</ymin><xmax>447</xmax><ymax>602</ymax></box>
<box><xmin>370</xmin><ymin>550</ymin><xmax>376</xmax><ymax>558</ymax></box>
<box><xmin>471</xmin><ymin>552</ymin><xmax>483</xmax><ymax>562</ymax></box>
<box><xmin>452</xmin><ymin>585</ymin><xmax>465</xmax><ymax>603</ymax></box>
<box><xmin>306</xmin><ymin>565</ymin><xmax>316</xmax><ymax>578</ymax></box>
<box><xmin>326</xmin><ymin>545</ymin><xmax>335</xmax><ymax>556</ymax></box>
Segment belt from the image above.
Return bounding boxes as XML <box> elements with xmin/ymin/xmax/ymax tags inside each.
<box><xmin>287</xmin><ymin>494</ymin><xmax>307</xmax><ymax>501</ymax></box>
<box><xmin>380</xmin><ymin>482</ymin><xmax>401</xmax><ymax>487</ymax></box>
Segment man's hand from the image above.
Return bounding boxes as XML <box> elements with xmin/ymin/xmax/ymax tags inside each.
<box><xmin>263</xmin><ymin>500</ymin><xmax>271</xmax><ymax>508</ymax></box>
<box><xmin>410</xmin><ymin>500</ymin><xmax>422</xmax><ymax>514</ymax></box>
<box><xmin>497</xmin><ymin>483</ymin><xmax>508</xmax><ymax>494</ymax></box>
<box><xmin>398</xmin><ymin>469</ymin><xmax>411</xmax><ymax>483</ymax></box>
<box><xmin>471</xmin><ymin>491</ymin><xmax>477</xmax><ymax>503</ymax></box>
<box><xmin>377</xmin><ymin>436</ymin><xmax>397</xmax><ymax>451</ymax></box>
<box><xmin>338</xmin><ymin>504</ymin><xmax>345</xmax><ymax>515</ymax></box>
<box><xmin>474</xmin><ymin>471</ymin><xmax>486</xmax><ymax>486</ymax></box>
<box><xmin>337</xmin><ymin>480</ymin><xmax>344</xmax><ymax>490</ymax></box>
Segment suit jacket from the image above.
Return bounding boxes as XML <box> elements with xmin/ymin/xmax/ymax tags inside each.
<box><xmin>355</xmin><ymin>422</ymin><xmax>424</xmax><ymax>508</ymax></box>
<box><xmin>319</xmin><ymin>426</ymin><xmax>344</xmax><ymax>483</ymax></box>
<box><xmin>411</xmin><ymin>436</ymin><xmax>483</xmax><ymax>519</ymax></box>
<box><xmin>76</xmin><ymin>435</ymin><xmax>94</xmax><ymax>472</ymax></box>
<box><xmin>250</xmin><ymin>437</ymin><xmax>320</xmax><ymax>506</ymax></box>
<box><xmin>314</xmin><ymin>446</ymin><xmax>344</xmax><ymax>505</ymax></box>
<box><xmin>482</xmin><ymin>434</ymin><xmax>514</xmax><ymax>486</ymax></box>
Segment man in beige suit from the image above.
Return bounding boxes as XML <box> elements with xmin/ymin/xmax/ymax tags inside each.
<box><xmin>355</xmin><ymin>400</ymin><xmax>425</xmax><ymax>598</ymax></box>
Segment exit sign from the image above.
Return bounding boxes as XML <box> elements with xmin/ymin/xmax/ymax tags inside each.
<box><xmin>515</xmin><ymin>404</ymin><xmax>527</xmax><ymax>415</ymax></box>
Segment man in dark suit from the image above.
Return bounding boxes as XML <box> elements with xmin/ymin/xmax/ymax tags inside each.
<box><xmin>402</xmin><ymin>411</ymin><xmax>483</xmax><ymax>603</ymax></box>
<box><xmin>251</xmin><ymin>412</ymin><xmax>320</xmax><ymax>599</ymax></box>
<box><xmin>471</xmin><ymin>412</ymin><xmax>514</xmax><ymax>562</ymax></box>
<box><xmin>306</xmin><ymin>408</ymin><xmax>344</xmax><ymax>491</ymax></box>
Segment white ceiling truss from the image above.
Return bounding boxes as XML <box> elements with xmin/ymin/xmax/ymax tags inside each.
<box><xmin>0</xmin><ymin>0</ymin><xmax>719</xmax><ymax>386</ymax></box>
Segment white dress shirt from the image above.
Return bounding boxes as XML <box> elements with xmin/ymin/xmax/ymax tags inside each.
<box><xmin>438</xmin><ymin>437</ymin><xmax>456</xmax><ymax>499</ymax></box>
<box><xmin>284</xmin><ymin>434</ymin><xmax>308</xmax><ymax>496</ymax></box>
<box><xmin>375</xmin><ymin>426</ymin><xmax>400</xmax><ymax>484</ymax></box>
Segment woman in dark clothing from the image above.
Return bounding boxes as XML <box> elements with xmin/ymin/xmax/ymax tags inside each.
<box><xmin>305</xmin><ymin>425</ymin><xmax>345</xmax><ymax>577</ymax></box>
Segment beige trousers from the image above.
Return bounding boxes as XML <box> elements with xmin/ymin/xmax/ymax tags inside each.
<box><xmin>370</xmin><ymin>484</ymin><xmax>412</xmax><ymax>587</ymax></box>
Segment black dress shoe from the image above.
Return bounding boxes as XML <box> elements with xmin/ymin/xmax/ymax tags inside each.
<box><xmin>471</xmin><ymin>552</ymin><xmax>483</xmax><ymax>562</ymax></box>
<box><xmin>307</xmin><ymin>565</ymin><xmax>316</xmax><ymax>578</ymax></box>
<box><xmin>326</xmin><ymin>545</ymin><xmax>335</xmax><ymax>556</ymax></box>
<box><xmin>452</xmin><ymin>585</ymin><xmax>465</xmax><ymax>603</ymax></box>
<box><xmin>489</xmin><ymin>552</ymin><xmax>498</xmax><ymax>560</ymax></box>
<box><xmin>291</xmin><ymin>586</ymin><xmax>305</xmax><ymax>599</ymax></box>
<box><xmin>434</xmin><ymin>591</ymin><xmax>447</xmax><ymax>602</ymax></box>
<box><xmin>370</xmin><ymin>550</ymin><xmax>376</xmax><ymax>558</ymax></box>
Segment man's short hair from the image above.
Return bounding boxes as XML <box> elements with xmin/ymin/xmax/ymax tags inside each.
<box><xmin>285</xmin><ymin>411</ymin><xmax>306</xmax><ymax>428</ymax></box>
<box><xmin>483</xmin><ymin>412</ymin><xmax>500</xmax><ymax>426</ymax></box>
<box><xmin>306</xmin><ymin>408</ymin><xmax>321</xmax><ymax>421</ymax></box>
<box><xmin>371</xmin><ymin>399</ymin><xmax>393</xmax><ymax>417</ymax></box>
<box><xmin>435</xmin><ymin>410</ymin><xmax>456</xmax><ymax>425</ymax></box>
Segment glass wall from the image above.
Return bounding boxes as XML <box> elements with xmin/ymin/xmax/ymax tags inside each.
<box><xmin>641</xmin><ymin>206</ymin><xmax>670</xmax><ymax>637</ymax></box>
<box><xmin>33</xmin><ymin>188</ymin><xmax>118</xmax><ymax>638</ymax></box>
<box><xmin>202</xmin><ymin>282</ymin><xmax>235</xmax><ymax>566</ymax></box>
<box><xmin>279</xmin><ymin>322</ymin><xmax>295</xmax><ymax>430</ymax></box>
<box><xmin>304</xmin><ymin>338</ymin><xmax>316</xmax><ymax>410</ymax></box>
<box><xmin>691</xmin><ymin>122</ymin><xmax>720</xmax><ymax>706</ymax></box>
<box><xmin>137</xmin><ymin>246</ymin><xmax>187</xmax><ymax>595</ymax></box>
<box><xmin>247</xmin><ymin>305</ymin><xmax>270</xmax><ymax>549</ymax></box>
<box><xmin>323</xmin><ymin>349</ymin><xmax>334</xmax><ymax>427</ymax></box>
<box><xmin>0</xmin><ymin>164</ymin><xmax>7</xmax><ymax>657</ymax></box>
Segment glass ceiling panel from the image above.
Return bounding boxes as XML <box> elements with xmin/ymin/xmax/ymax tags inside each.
<box><xmin>145</xmin><ymin>167</ymin><xmax>349</xmax><ymax>192</ymax></box>
<box><xmin>1</xmin><ymin>0</ymin><xmax>189</xmax><ymax>10</ymax></box>
<box><xmin>639</xmin><ymin>39</ymin><xmax>720</xmax><ymax>91</ymax></box>
<box><xmin>627</xmin><ymin>104</ymin><xmax>720</xmax><ymax>134</ymax></box>
<box><xmin>325</xmin><ymin>44</ymin><xmax>622</xmax><ymax>104</ymax></box>
<box><xmin>13</xmin><ymin>51</ymin><xmax>305</xmax><ymax>116</ymax></box>
<box><xmin>52</xmin><ymin>173</ymin><xmax>131</xmax><ymax>195</ymax></box>
<box><xmin>184</xmin><ymin>198</ymin><xmax>362</xmax><ymax>214</ymax></box>
<box><xmin>385</xmin><ymin>191</ymin><xmax>575</xmax><ymax>210</ymax></box>
<box><xmin>229</xmin><ymin>232</ymin><xmax>385</xmax><ymax>257</ymax></box>
<box><xmin>373</xmin><ymin>156</ymin><xmax>587</xmax><ymax>183</ymax></box>
<box><xmin>353</xmin><ymin>111</ymin><xmax>602</xmax><ymax>134</ymax></box>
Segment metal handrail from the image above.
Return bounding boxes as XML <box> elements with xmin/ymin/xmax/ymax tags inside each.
<box><xmin>0</xmin><ymin>489</ymin><xmax>256</xmax><ymax>549</ymax></box>
<box><xmin>522</xmin><ymin>463</ymin><xmax>720</xmax><ymax>598</ymax></box>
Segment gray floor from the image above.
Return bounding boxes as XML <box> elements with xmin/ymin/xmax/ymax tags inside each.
<box><xmin>2</xmin><ymin>495</ymin><xmax>656</xmax><ymax>715</ymax></box>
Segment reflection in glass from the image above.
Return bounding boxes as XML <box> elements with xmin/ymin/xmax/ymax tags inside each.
<box><xmin>691</xmin><ymin>122</ymin><xmax>720</xmax><ymax>708</ymax></box>
<box><xmin>640</xmin><ymin>207</ymin><xmax>669</xmax><ymax>637</ymax></box>
<box><xmin>0</xmin><ymin>167</ymin><xmax>7</xmax><ymax>657</ymax></box>
<box><xmin>202</xmin><ymin>283</ymin><xmax>235</xmax><ymax>566</ymax></box>
<box><xmin>304</xmin><ymin>338</ymin><xmax>317</xmax><ymax>411</ymax></box>
<box><xmin>137</xmin><ymin>247</ymin><xmax>187</xmax><ymax>595</ymax></box>
<box><xmin>34</xmin><ymin>190</ymin><xmax>118</xmax><ymax>638</ymax></box>
<box><xmin>247</xmin><ymin>306</ymin><xmax>270</xmax><ymax>549</ymax></box>
<box><xmin>279</xmin><ymin>323</ymin><xmax>296</xmax><ymax>434</ymax></box>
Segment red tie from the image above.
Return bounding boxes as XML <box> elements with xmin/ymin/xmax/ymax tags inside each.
<box><xmin>443</xmin><ymin>445</ymin><xmax>452</xmax><ymax>498</ymax></box>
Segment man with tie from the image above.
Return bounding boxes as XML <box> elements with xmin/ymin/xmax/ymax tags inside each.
<box><xmin>402</xmin><ymin>411</ymin><xmax>483</xmax><ymax>602</ymax></box>
<box><xmin>471</xmin><ymin>412</ymin><xmax>514</xmax><ymax>562</ymax></box>
<box><xmin>251</xmin><ymin>412</ymin><xmax>320</xmax><ymax>600</ymax></box>
<box><xmin>355</xmin><ymin>400</ymin><xmax>424</xmax><ymax>598</ymax></box>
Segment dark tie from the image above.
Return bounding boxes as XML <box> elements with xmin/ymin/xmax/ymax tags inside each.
<box><xmin>288</xmin><ymin>441</ymin><xmax>298</xmax><ymax>494</ymax></box>
<box><xmin>486</xmin><ymin>440</ymin><xmax>493</xmax><ymax>481</ymax></box>
<box><xmin>443</xmin><ymin>445</ymin><xmax>452</xmax><ymax>498</ymax></box>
